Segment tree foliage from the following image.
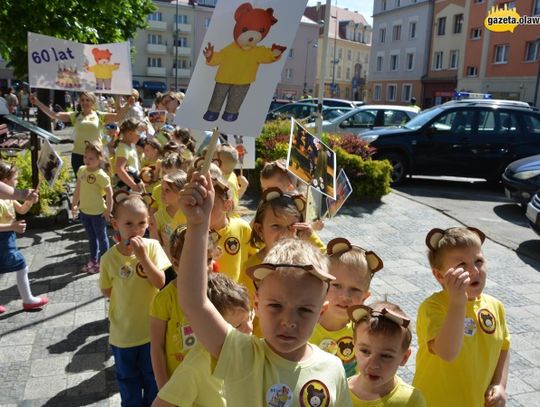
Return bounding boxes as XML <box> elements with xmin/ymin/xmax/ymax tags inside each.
<box><xmin>0</xmin><ymin>0</ymin><xmax>156</xmax><ymax>78</ymax></box>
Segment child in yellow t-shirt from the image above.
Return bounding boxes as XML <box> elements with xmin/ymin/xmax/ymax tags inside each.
<box><xmin>413</xmin><ymin>227</ymin><xmax>510</xmax><ymax>407</ymax></box>
<box><xmin>150</xmin><ymin>153</ymin><xmax>183</xmax><ymax>214</ymax></box>
<box><xmin>175</xmin><ymin>171</ymin><xmax>353</xmax><ymax>407</ymax></box>
<box><xmin>141</xmin><ymin>138</ymin><xmax>162</xmax><ymax>170</ymax></box>
<box><xmin>72</xmin><ymin>142</ymin><xmax>113</xmax><ymax>274</ymax></box>
<box><xmin>149</xmin><ymin>171</ymin><xmax>187</xmax><ymax>259</ymax></box>
<box><xmin>310</xmin><ymin>237</ymin><xmax>382</xmax><ymax>377</ymax></box>
<box><xmin>348</xmin><ymin>301</ymin><xmax>426</xmax><ymax>406</ymax></box>
<box><xmin>149</xmin><ymin>226</ymin><xmax>219</xmax><ymax>388</ymax></box>
<box><xmin>215</xmin><ymin>143</ymin><xmax>249</xmax><ymax>211</ymax></box>
<box><xmin>99</xmin><ymin>194</ymin><xmax>171</xmax><ymax>406</ymax></box>
<box><xmin>115</xmin><ymin>118</ymin><xmax>143</xmax><ymax>191</ymax></box>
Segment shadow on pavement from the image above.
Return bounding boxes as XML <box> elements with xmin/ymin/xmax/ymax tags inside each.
<box><xmin>66</xmin><ymin>336</ymin><xmax>111</xmax><ymax>373</ymax></box>
<box><xmin>517</xmin><ymin>240</ymin><xmax>540</xmax><ymax>270</ymax></box>
<box><xmin>42</xmin><ymin>366</ymin><xmax>117</xmax><ymax>407</ymax></box>
<box><xmin>492</xmin><ymin>204</ymin><xmax>530</xmax><ymax>228</ymax></box>
<box><xmin>48</xmin><ymin>318</ymin><xmax>108</xmax><ymax>354</ymax></box>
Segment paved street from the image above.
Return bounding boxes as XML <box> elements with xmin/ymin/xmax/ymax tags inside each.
<box><xmin>1</xmin><ymin>185</ymin><xmax>539</xmax><ymax>406</ymax></box>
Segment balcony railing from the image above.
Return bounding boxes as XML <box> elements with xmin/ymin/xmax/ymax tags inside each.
<box><xmin>174</xmin><ymin>46</ymin><xmax>192</xmax><ymax>56</ymax></box>
<box><xmin>147</xmin><ymin>20</ymin><xmax>167</xmax><ymax>31</ymax></box>
<box><xmin>146</xmin><ymin>44</ymin><xmax>167</xmax><ymax>54</ymax></box>
<box><xmin>173</xmin><ymin>68</ymin><xmax>191</xmax><ymax>78</ymax></box>
<box><xmin>146</xmin><ymin>67</ymin><xmax>166</xmax><ymax>77</ymax></box>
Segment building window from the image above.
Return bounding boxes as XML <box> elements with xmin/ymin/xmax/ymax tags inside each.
<box><xmin>357</xmin><ymin>52</ymin><xmax>361</xmax><ymax>62</ymax></box>
<box><xmin>437</xmin><ymin>17</ymin><xmax>446</xmax><ymax>35</ymax></box>
<box><xmin>406</xmin><ymin>53</ymin><xmax>414</xmax><ymax>70</ymax></box>
<box><xmin>175</xmin><ymin>37</ymin><xmax>188</xmax><ymax>47</ymax></box>
<box><xmin>285</xmin><ymin>68</ymin><xmax>293</xmax><ymax>79</ymax></box>
<box><xmin>346</xmin><ymin>67</ymin><xmax>351</xmax><ymax>79</ymax></box>
<box><xmin>387</xmin><ymin>84</ymin><xmax>397</xmax><ymax>101</ymax></box>
<box><xmin>176</xmin><ymin>15</ymin><xmax>188</xmax><ymax>24</ymax></box>
<box><xmin>494</xmin><ymin>44</ymin><xmax>509</xmax><ymax>63</ymax></box>
<box><xmin>288</xmin><ymin>49</ymin><xmax>294</xmax><ymax>58</ymax></box>
<box><xmin>382</xmin><ymin>0</ymin><xmax>387</xmax><ymax>11</ymax></box>
<box><xmin>379</xmin><ymin>28</ymin><xmax>386</xmax><ymax>43</ymax></box>
<box><xmin>376</xmin><ymin>56</ymin><xmax>383</xmax><ymax>71</ymax></box>
<box><xmin>391</xmin><ymin>54</ymin><xmax>399</xmax><ymax>71</ymax></box>
<box><xmin>534</xmin><ymin>0</ymin><xmax>540</xmax><ymax>15</ymax></box>
<box><xmin>338</xmin><ymin>48</ymin><xmax>343</xmax><ymax>59</ymax></box>
<box><xmin>501</xmin><ymin>1</ymin><xmax>516</xmax><ymax>8</ymax></box>
<box><xmin>337</xmin><ymin>66</ymin><xmax>342</xmax><ymax>78</ymax></box>
<box><xmin>147</xmin><ymin>34</ymin><xmax>162</xmax><ymax>44</ymax></box>
<box><xmin>471</xmin><ymin>27</ymin><xmax>482</xmax><ymax>39</ymax></box>
<box><xmin>204</xmin><ymin>17</ymin><xmax>211</xmax><ymax>29</ymax></box>
<box><xmin>467</xmin><ymin>66</ymin><xmax>478</xmax><ymax>76</ymax></box>
<box><xmin>433</xmin><ymin>51</ymin><xmax>443</xmax><ymax>70</ymax></box>
<box><xmin>148</xmin><ymin>12</ymin><xmax>162</xmax><ymax>21</ymax></box>
<box><xmin>147</xmin><ymin>57</ymin><xmax>162</xmax><ymax>67</ymax></box>
<box><xmin>402</xmin><ymin>84</ymin><xmax>412</xmax><ymax>102</ymax></box>
<box><xmin>449</xmin><ymin>50</ymin><xmax>459</xmax><ymax>69</ymax></box>
<box><xmin>374</xmin><ymin>84</ymin><xmax>382</xmax><ymax>101</ymax></box>
<box><xmin>393</xmin><ymin>25</ymin><xmax>401</xmax><ymax>41</ymax></box>
<box><xmin>453</xmin><ymin>14</ymin><xmax>463</xmax><ymax>34</ymax></box>
<box><xmin>525</xmin><ymin>41</ymin><xmax>539</xmax><ymax>61</ymax></box>
<box><xmin>474</xmin><ymin>0</ymin><xmax>484</xmax><ymax>2</ymax></box>
<box><xmin>395</xmin><ymin>0</ymin><xmax>400</xmax><ymax>6</ymax></box>
<box><xmin>347</xmin><ymin>50</ymin><xmax>352</xmax><ymax>61</ymax></box>
<box><xmin>409</xmin><ymin>21</ymin><xmax>417</xmax><ymax>39</ymax></box>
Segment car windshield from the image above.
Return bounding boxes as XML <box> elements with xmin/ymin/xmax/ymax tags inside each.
<box><xmin>403</xmin><ymin>107</ymin><xmax>443</xmax><ymax>130</ymax></box>
<box><xmin>323</xmin><ymin>108</ymin><xmax>350</xmax><ymax>121</ymax></box>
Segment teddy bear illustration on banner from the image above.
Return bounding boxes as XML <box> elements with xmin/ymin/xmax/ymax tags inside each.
<box><xmin>202</xmin><ymin>2</ymin><xmax>287</xmax><ymax>122</ymax></box>
<box><xmin>84</xmin><ymin>48</ymin><xmax>120</xmax><ymax>91</ymax></box>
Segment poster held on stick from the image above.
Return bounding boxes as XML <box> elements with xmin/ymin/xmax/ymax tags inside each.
<box><xmin>37</xmin><ymin>139</ymin><xmax>64</xmax><ymax>187</ymax></box>
<box><xmin>324</xmin><ymin>168</ymin><xmax>353</xmax><ymax>218</ymax></box>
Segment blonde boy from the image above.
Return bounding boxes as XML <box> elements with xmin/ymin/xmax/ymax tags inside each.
<box><xmin>413</xmin><ymin>227</ymin><xmax>510</xmax><ymax>407</ymax></box>
<box><xmin>177</xmin><ymin>172</ymin><xmax>352</xmax><ymax>407</ymax></box>
<box><xmin>348</xmin><ymin>301</ymin><xmax>426</xmax><ymax>407</ymax></box>
<box><xmin>216</xmin><ymin>143</ymin><xmax>248</xmax><ymax>209</ymax></box>
<box><xmin>310</xmin><ymin>238</ymin><xmax>382</xmax><ymax>377</ymax></box>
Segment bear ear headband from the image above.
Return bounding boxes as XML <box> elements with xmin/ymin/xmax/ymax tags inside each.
<box><xmin>425</xmin><ymin>227</ymin><xmax>486</xmax><ymax>251</ymax></box>
<box><xmin>193</xmin><ymin>155</ymin><xmax>222</xmax><ymax>170</ymax></box>
<box><xmin>261</xmin><ymin>187</ymin><xmax>306</xmax><ymax>214</ymax></box>
<box><xmin>326</xmin><ymin>237</ymin><xmax>383</xmax><ymax>274</ymax></box>
<box><xmin>113</xmin><ymin>190</ymin><xmax>154</xmax><ymax>208</ymax></box>
<box><xmin>139</xmin><ymin>165</ymin><xmax>159</xmax><ymax>185</ymax></box>
<box><xmin>348</xmin><ymin>305</ymin><xmax>410</xmax><ymax>328</ymax></box>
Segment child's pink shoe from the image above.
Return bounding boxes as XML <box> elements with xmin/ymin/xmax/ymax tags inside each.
<box><xmin>82</xmin><ymin>261</ymin><xmax>96</xmax><ymax>273</ymax></box>
<box><xmin>0</xmin><ymin>304</ymin><xmax>6</xmax><ymax>314</ymax></box>
<box><xmin>87</xmin><ymin>263</ymin><xmax>100</xmax><ymax>275</ymax></box>
<box><xmin>23</xmin><ymin>297</ymin><xmax>49</xmax><ymax>311</ymax></box>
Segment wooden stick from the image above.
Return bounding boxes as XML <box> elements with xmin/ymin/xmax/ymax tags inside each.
<box><xmin>201</xmin><ymin>128</ymin><xmax>220</xmax><ymax>174</ymax></box>
<box><xmin>304</xmin><ymin>186</ymin><xmax>310</xmax><ymax>221</ymax></box>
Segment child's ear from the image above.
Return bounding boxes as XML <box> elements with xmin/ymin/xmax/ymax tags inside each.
<box><xmin>253</xmin><ymin>222</ymin><xmax>263</xmax><ymax>238</ymax></box>
<box><xmin>253</xmin><ymin>292</ymin><xmax>260</xmax><ymax>316</ymax></box>
<box><xmin>362</xmin><ymin>290</ymin><xmax>371</xmax><ymax>304</ymax></box>
<box><xmin>224</xmin><ymin>198</ymin><xmax>234</xmax><ymax>213</ymax></box>
<box><xmin>320</xmin><ymin>300</ymin><xmax>329</xmax><ymax>317</ymax></box>
<box><xmin>400</xmin><ymin>348</ymin><xmax>412</xmax><ymax>366</ymax></box>
<box><xmin>432</xmin><ymin>268</ymin><xmax>445</xmax><ymax>285</ymax></box>
<box><xmin>111</xmin><ymin>217</ymin><xmax>119</xmax><ymax>231</ymax></box>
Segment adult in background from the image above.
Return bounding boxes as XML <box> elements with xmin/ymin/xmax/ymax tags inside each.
<box><xmin>5</xmin><ymin>87</ymin><xmax>18</xmax><ymax>115</ymax></box>
<box><xmin>116</xmin><ymin>88</ymin><xmax>145</xmax><ymax>122</ymax></box>
<box><xmin>30</xmin><ymin>92</ymin><xmax>121</xmax><ymax>175</ymax></box>
<box><xmin>160</xmin><ymin>91</ymin><xmax>184</xmax><ymax>124</ymax></box>
<box><xmin>18</xmin><ymin>88</ymin><xmax>30</xmax><ymax>121</ymax></box>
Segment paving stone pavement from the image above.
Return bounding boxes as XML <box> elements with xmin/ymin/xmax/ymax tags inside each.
<box><xmin>1</xmin><ymin>192</ymin><xmax>539</xmax><ymax>406</ymax></box>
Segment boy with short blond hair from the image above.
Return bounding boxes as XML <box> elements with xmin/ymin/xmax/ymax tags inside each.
<box><xmin>177</xmin><ymin>172</ymin><xmax>352</xmax><ymax>407</ymax></box>
<box><xmin>216</xmin><ymin>143</ymin><xmax>248</xmax><ymax>209</ymax></box>
<box><xmin>347</xmin><ymin>301</ymin><xmax>426</xmax><ymax>406</ymax></box>
<box><xmin>413</xmin><ymin>227</ymin><xmax>510</xmax><ymax>407</ymax></box>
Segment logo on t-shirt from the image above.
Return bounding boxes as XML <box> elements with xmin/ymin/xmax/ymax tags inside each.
<box><xmin>266</xmin><ymin>383</ymin><xmax>293</xmax><ymax>407</ymax></box>
<box><xmin>318</xmin><ymin>339</ymin><xmax>338</xmax><ymax>355</ymax></box>
<box><xmin>182</xmin><ymin>324</ymin><xmax>197</xmax><ymax>349</ymax></box>
<box><xmin>299</xmin><ymin>380</ymin><xmax>330</xmax><ymax>407</ymax></box>
<box><xmin>464</xmin><ymin>317</ymin><xmax>477</xmax><ymax>336</ymax></box>
<box><xmin>135</xmin><ymin>263</ymin><xmax>147</xmax><ymax>279</ymax></box>
<box><xmin>224</xmin><ymin>237</ymin><xmax>240</xmax><ymax>255</ymax></box>
<box><xmin>119</xmin><ymin>264</ymin><xmax>133</xmax><ymax>279</ymax></box>
<box><xmin>86</xmin><ymin>173</ymin><xmax>96</xmax><ymax>184</ymax></box>
<box><xmin>336</xmin><ymin>336</ymin><xmax>355</xmax><ymax>363</ymax></box>
<box><xmin>478</xmin><ymin>308</ymin><xmax>497</xmax><ymax>334</ymax></box>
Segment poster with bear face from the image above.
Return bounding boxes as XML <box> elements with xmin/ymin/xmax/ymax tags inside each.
<box><xmin>175</xmin><ymin>0</ymin><xmax>309</xmax><ymax>137</ymax></box>
<box><xmin>28</xmin><ymin>32</ymin><xmax>132</xmax><ymax>95</ymax></box>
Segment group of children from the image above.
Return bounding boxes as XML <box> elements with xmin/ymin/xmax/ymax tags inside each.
<box><xmin>0</xmin><ymin>93</ymin><xmax>510</xmax><ymax>406</ymax></box>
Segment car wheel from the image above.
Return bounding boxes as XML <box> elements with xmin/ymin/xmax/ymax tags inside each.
<box><xmin>379</xmin><ymin>153</ymin><xmax>408</xmax><ymax>185</ymax></box>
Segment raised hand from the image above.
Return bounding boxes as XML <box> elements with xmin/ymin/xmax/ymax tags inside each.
<box><xmin>443</xmin><ymin>267</ymin><xmax>470</xmax><ymax>304</ymax></box>
<box><xmin>179</xmin><ymin>172</ymin><xmax>214</xmax><ymax>226</ymax></box>
<box><xmin>129</xmin><ymin>236</ymin><xmax>148</xmax><ymax>261</ymax></box>
<box><xmin>203</xmin><ymin>43</ymin><xmax>214</xmax><ymax>62</ymax></box>
<box><xmin>271</xmin><ymin>44</ymin><xmax>287</xmax><ymax>58</ymax></box>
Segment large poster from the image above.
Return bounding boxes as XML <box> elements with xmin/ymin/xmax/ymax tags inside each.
<box><xmin>226</xmin><ymin>134</ymin><xmax>255</xmax><ymax>169</ymax></box>
<box><xmin>37</xmin><ymin>139</ymin><xmax>64</xmax><ymax>187</ymax></box>
<box><xmin>28</xmin><ymin>32</ymin><xmax>132</xmax><ymax>94</ymax></box>
<box><xmin>175</xmin><ymin>0</ymin><xmax>309</xmax><ymax>136</ymax></box>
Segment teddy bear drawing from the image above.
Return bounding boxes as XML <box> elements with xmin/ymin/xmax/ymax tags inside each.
<box><xmin>84</xmin><ymin>48</ymin><xmax>120</xmax><ymax>91</ymax></box>
<box><xmin>202</xmin><ymin>2</ymin><xmax>287</xmax><ymax>122</ymax></box>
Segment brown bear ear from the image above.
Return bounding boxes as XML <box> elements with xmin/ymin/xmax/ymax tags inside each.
<box><xmin>113</xmin><ymin>189</ymin><xmax>130</xmax><ymax>205</ymax></box>
<box><xmin>292</xmin><ymin>194</ymin><xmax>306</xmax><ymax>214</ymax></box>
<box><xmin>467</xmin><ymin>227</ymin><xmax>486</xmax><ymax>244</ymax></box>
<box><xmin>425</xmin><ymin>228</ymin><xmax>445</xmax><ymax>251</ymax></box>
<box><xmin>235</xmin><ymin>2</ymin><xmax>253</xmax><ymax>20</ymax></box>
<box><xmin>92</xmin><ymin>48</ymin><xmax>99</xmax><ymax>57</ymax></box>
<box><xmin>266</xmin><ymin>8</ymin><xmax>278</xmax><ymax>25</ymax></box>
<box><xmin>365</xmin><ymin>251</ymin><xmax>383</xmax><ymax>274</ymax></box>
<box><xmin>262</xmin><ymin>187</ymin><xmax>283</xmax><ymax>202</ymax></box>
<box><xmin>327</xmin><ymin>237</ymin><xmax>352</xmax><ymax>256</ymax></box>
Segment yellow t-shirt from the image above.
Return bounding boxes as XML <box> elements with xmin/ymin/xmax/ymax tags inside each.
<box><xmin>87</xmin><ymin>63</ymin><xmax>119</xmax><ymax>79</ymax></box>
<box><xmin>158</xmin><ymin>344</ymin><xmax>225</xmax><ymax>407</ymax></box>
<box><xmin>151</xmin><ymin>183</ymin><xmax>163</xmax><ymax>211</ymax></box>
<box><xmin>172</xmin><ymin>208</ymin><xmax>187</xmax><ymax>230</ymax></box>
<box><xmin>149</xmin><ymin>282</ymin><xmax>196</xmax><ymax>376</ymax></box>
<box><xmin>154</xmin><ymin>206</ymin><xmax>174</xmax><ymax>245</ymax></box>
<box><xmin>77</xmin><ymin>166</ymin><xmax>110</xmax><ymax>215</ymax></box>
<box><xmin>310</xmin><ymin>322</ymin><xmax>356</xmax><ymax>378</ymax></box>
<box><xmin>69</xmin><ymin>111</ymin><xmax>105</xmax><ymax>155</ymax></box>
<box><xmin>209</xmin><ymin>43</ymin><xmax>278</xmax><ymax>85</ymax></box>
<box><xmin>0</xmin><ymin>199</ymin><xmax>15</xmax><ymax>224</ymax></box>
<box><xmin>115</xmin><ymin>142</ymin><xmax>140</xmax><ymax>173</ymax></box>
<box><xmin>226</xmin><ymin>171</ymin><xmax>240</xmax><ymax>209</ymax></box>
<box><xmin>309</xmin><ymin>232</ymin><xmax>326</xmax><ymax>253</ymax></box>
<box><xmin>413</xmin><ymin>292</ymin><xmax>510</xmax><ymax>407</ymax></box>
<box><xmin>239</xmin><ymin>252</ymin><xmax>264</xmax><ymax>337</ymax></box>
<box><xmin>213</xmin><ymin>217</ymin><xmax>253</xmax><ymax>282</ymax></box>
<box><xmin>349</xmin><ymin>376</ymin><xmax>426</xmax><ymax>407</ymax></box>
<box><xmin>99</xmin><ymin>238</ymin><xmax>171</xmax><ymax>348</ymax></box>
<box><xmin>214</xmin><ymin>327</ymin><xmax>353</xmax><ymax>407</ymax></box>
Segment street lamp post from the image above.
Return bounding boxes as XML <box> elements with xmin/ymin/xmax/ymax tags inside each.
<box><xmin>303</xmin><ymin>40</ymin><xmax>316</xmax><ymax>94</ymax></box>
<box><xmin>330</xmin><ymin>1</ymin><xmax>339</xmax><ymax>97</ymax></box>
<box><xmin>534</xmin><ymin>36</ymin><xmax>540</xmax><ymax>107</ymax></box>
<box><xmin>174</xmin><ymin>0</ymin><xmax>179</xmax><ymax>91</ymax></box>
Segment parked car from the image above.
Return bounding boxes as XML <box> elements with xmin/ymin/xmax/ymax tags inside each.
<box><xmin>526</xmin><ymin>189</ymin><xmax>540</xmax><ymax>236</ymax></box>
<box><xmin>268</xmin><ymin>98</ymin><xmax>292</xmax><ymax>112</ymax></box>
<box><xmin>308</xmin><ymin>105</ymin><xmax>418</xmax><ymax>136</ymax></box>
<box><xmin>359</xmin><ymin>99</ymin><xmax>540</xmax><ymax>184</ymax></box>
<box><xmin>265</xmin><ymin>103</ymin><xmax>351</xmax><ymax>122</ymax></box>
<box><xmin>502</xmin><ymin>155</ymin><xmax>540</xmax><ymax>206</ymax></box>
<box><xmin>296</xmin><ymin>97</ymin><xmax>358</xmax><ymax>108</ymax></box>
<box><xmin>304</xmin><ymin>107</ymin><xmax>352</xmax><ymax>123</ymax></box>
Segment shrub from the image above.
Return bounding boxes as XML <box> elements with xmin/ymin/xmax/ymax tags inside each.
<box><xmin>325</xmin><ymin>134</ymin><xmax>376</xmax><ymax>160</ymax></box>
<box><xmin>5</xmin><ymin>150</ymin><xmax>70</xmax><ymax>216</ymax></box>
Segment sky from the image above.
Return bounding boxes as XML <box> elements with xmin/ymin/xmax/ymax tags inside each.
<box><xmin>307</xmin><ymin>0</ymin><xmax>374</xmax><ymax>25</ymax></box>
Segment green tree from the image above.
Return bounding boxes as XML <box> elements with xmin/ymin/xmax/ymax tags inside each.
<box><xmin>0</xmin><ymin>0</ymin><xmax>156</xmax><ymax>78</ymax></box>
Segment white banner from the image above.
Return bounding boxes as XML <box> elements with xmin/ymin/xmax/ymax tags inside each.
<box><xmin>28</xmin><ymin>32</ymin><xmax>132</xmax><ymax>95</ymax></box>
<box><xmin>175</xmin><ymin>0</ymin><xmax>308</xmax><ymax>137</ymax></box>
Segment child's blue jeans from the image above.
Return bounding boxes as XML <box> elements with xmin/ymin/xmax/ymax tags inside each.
<box><xmin>79</xmin><ymin>212</ymin><xmax>109</xmax><ymax>264</ymax></box>
<box><xmin>111</xmin><ymin>342</ymin><xmax>157</xmax><ymax>407</ymax></box>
